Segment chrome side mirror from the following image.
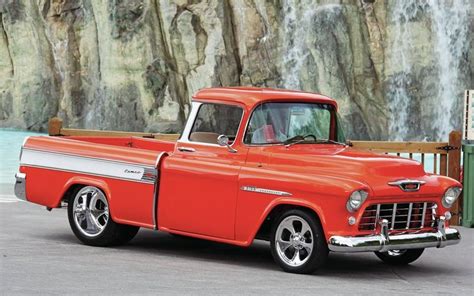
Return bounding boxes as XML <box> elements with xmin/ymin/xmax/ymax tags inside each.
<box><xmin>217</xmin><ymin>135</ymin><xmax>237</xmax><ymax>153</ymax></box>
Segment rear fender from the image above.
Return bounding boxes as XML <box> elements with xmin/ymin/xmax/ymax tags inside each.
<box><xmin>60</xmin><ymin>177</ymin><xmax>111</xmax><ymax>210</ymax></box>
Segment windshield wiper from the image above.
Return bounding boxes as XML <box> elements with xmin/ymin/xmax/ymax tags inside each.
<box><xmin>284</xmin><ymin>134</ymin><xmax>317</xmax><ymax>147</ymax></box>
<box><xmin>284</xmin><ymin>135</ymin><xmax>346</xmax><ymax>147</ymax></box>
<box><xmin>315</xmin><ymin>139</ymin><xmax>347</xmax><ymax>146</ymax></box>
<box><xmin>285</xmin><ymin>139</ymin><xmax>307</xmax><ymax>147</ymax></box>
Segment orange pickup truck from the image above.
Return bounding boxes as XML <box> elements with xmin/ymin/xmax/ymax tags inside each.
<box><xmin>15</xmin><ymin>87</ymin><xmax>461</xmax><ymax>274</ymax></box>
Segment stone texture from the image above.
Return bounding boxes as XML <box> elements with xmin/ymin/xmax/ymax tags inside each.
<box><xmin>0</xmin><ymin>0</ymin><xmax>472</xmax><ymax>140</ymax></box>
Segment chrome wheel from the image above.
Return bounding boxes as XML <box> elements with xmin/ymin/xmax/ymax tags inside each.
<box><xmin>275</xmin><ymin>215</ymin><xmax>314</xmax><ymax>267</ymax></box>
<box><xmin>72</xmin><ymin>186</ymin><xmax>109</xmax><ymax>237</ymax></box>
<box><xmin>387</xmin><ymin>249</ymin><xmax>407</xmax><ymax>257</ymax></box>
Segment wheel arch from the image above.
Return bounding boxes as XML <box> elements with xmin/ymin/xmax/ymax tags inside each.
<box><xmin>59</xmin><ymin>177</ymin><xmax>111</xmax><ymax>207</ymax></box>
<box><xmin>253</xmin><ymin>200</ymin><xmax>326</xmax><ymax>243</ymax></box>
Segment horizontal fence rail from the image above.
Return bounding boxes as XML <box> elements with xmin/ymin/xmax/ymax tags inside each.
<box><xmin>47</xmin><ymin>118</ymin><xmax>462</xmax><ymax>225</ymax></box>
<box><xmin>351</xmin><ymin>131</ymin><xmax>462</xmax><ymax>225</ymax></box>
<box><xmin>350</xmin><ymin>140</ymin><xmax>450</xmax><ymax>175</ymax></box>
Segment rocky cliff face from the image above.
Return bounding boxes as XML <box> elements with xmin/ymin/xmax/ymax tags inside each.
<box><xmin>0</xmin><ymin>0</ymin><xmax>472</xmax><ymax>140</ymax></box>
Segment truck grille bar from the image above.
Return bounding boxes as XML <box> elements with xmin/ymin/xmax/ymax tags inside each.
<box><xmin>359</xmin><ymin>202</ymin><xmax>436</xmax><ymax>231</ymax></box>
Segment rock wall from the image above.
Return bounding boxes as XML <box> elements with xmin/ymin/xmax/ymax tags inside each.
<box><xmin>0</xmin><ymin>0</ymin><xmax>472</xmax><ymax>140</ymax></box>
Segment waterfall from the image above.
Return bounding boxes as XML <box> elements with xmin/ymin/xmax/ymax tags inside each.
<box><xmin>387</xmin><ymin>0</ymin><xmax>471</xmax><ymax>141</ymax></box>
<box><xmin>281</xmin><ymin>0</ymin><xmax>306</xmax><ymax>89</ymax></box>
<box><xmin>429</xmin><ymin>0</ymin><xmax>471</xmax><ymax>141</ymax></box>
<box><xmin>386</xmin><ymin>1</ymin><xmax>426</xmax><ymax>141</ymax></box>
<box><xmin>281</xmin><ymin>0</ymin><xmax>319</xmax><ymax>89</ymax></box>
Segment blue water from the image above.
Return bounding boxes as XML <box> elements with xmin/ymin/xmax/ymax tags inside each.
<box><xmin>0</xmin><ymin>129</ymin><xmax>44</xmax><ymax>185</ymax></box>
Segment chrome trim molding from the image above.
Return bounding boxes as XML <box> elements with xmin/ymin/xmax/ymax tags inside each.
<box><xmin>180</xmin><ymin>101</ymin><xmax>202</xmax><ymax>142</ymax></box>
<box><xmin>178</xmin><ymin>147</ymin><xmax>196</xmax><ymax>153</ymax></box>
<box><xmin>241</xmin><ymin>186</ymin><xmax>292</xmax><ymax>197</ymax></box>
<box><xmin>179</xmin><ymin>101</ymin><xmax>245</xmax><ymax>149</ymax></box>
<box><xmin>14</xmin><ymin>173</ymin><xmax>27</xmax><ymax>201</ymax></box>
<box><xmin>18</xmin><ymin>136</ymin><xmax>30</xmax><ymax>161</ymax></box>
<box><xmin>20</xmin><ymin>148</ymin><xmax>157</xmax><ymax>184</ymax></box>
<box><xmin>388</xmin><ymin>179</ymin><xmax>426</xmax><ymax>192</ymax></box>
<box><xmin>328</xmin><ymin>215</ymin><xmax>461</xmax><ymax>253</ymax></box>
<box><xmin>152</xmin><ymin>152</ymin><xmax>168</xmax><ymax>230</ymax></box>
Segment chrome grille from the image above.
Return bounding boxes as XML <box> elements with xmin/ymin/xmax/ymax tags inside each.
<box><xmin>359</xmin><ymin>202</ymin><xmax>436</xmax><ymax>231</ymax></box>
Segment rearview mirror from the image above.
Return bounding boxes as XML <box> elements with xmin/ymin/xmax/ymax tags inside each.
<box><xmin>217</xmin><ymin>135</ymin><xmax>237</xmax><ymax>153</ymax></box>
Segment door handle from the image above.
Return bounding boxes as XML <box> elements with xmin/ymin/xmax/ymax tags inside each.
<box><xmin>178</xmin><ymin>147</ymin><xmax>196</xmax><ymax>153</ymax></box>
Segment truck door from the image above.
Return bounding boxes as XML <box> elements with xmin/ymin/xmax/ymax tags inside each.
<box><xmin>158</xmin><ymin>102</ymin><xmax>247</xmax><ymax>240</ymax></box>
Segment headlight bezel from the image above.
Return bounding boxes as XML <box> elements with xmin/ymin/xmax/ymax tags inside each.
<box><xmin>442</xmin><ymin>186</ymin><xmax>462</xmax><ymax>208</ymax></box>
<box><xmin>346</xmin><ymin>190</ymin><xmax>369</xmax><ymax>212</ymax></box>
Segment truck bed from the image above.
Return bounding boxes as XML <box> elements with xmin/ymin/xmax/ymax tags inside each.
<box><xmin>23</xmin><ymin>136</ymin><xmax>176</xmax><ymax>165</ymax></box>
<box><xmin>19</xmin><ymin>135</ymin><xmax>175</xmax><ymax>228</ymax></box>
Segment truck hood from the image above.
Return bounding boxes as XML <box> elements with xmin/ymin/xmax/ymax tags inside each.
<box><xmin>265</xmin><ymin>144</ymin><xmax>457</xmax><ymax>197</ymax></box>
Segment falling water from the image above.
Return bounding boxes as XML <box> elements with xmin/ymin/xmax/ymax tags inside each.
<box><xmin>281</xmin><ymin>0</ymin><xmax>319</xmax><ymax>89</ymax></box>
<box><xmin>429</xmin><ymin>0</ymin><xmax>471</xmax><ymax>141</ymax></box>
<box><xmin>387</xmin><ymin>0</ymin><xmax>471</xmax><ymax>141</ymax></box>
<box><xmin>386</xmin><ymin>1</ymin><xmax>426</xmax><ymax>141</ymax></box>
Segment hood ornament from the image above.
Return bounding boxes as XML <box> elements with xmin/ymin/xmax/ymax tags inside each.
<box><xmin>388</xmin><ymin>179</ymin><xmax>426</xmax><ymax>192</ymax></box>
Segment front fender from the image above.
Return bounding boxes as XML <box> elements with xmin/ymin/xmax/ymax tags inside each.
<box><xmin>236</xmin><ymin>165</ymin><xmax>372</xmax><ymax>245</ymax></box>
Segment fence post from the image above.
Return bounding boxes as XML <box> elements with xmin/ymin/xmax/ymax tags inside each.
<box><xmin>448</xmin><ymin>130</ymin><xmax>462</xmax><ymax>225</ymax></box>
<box><xmin>48</xmin><ymin>117</ymin><xmax>63</xmax><ymax>136</ymax></box>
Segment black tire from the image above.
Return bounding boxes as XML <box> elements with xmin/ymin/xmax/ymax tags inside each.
<box><xmin>270</xmin><ymin>209</ymin><xmax>328</xmax><ymax>274</ymax></box>
<box><xmin>375</xmin><ymin>249</ymin><xmax>424</xmax><ymax>265</ymax></box>
<box><xmin>67</xmin><ymin>186</ymin><xmax>139</xmax><ymax>247</ymax></box>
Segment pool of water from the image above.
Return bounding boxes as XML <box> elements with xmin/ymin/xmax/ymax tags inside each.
<box><xmin>0</xmin><ymin>129</ymin><xmax>44</xmax><ymax>186</ymax></box>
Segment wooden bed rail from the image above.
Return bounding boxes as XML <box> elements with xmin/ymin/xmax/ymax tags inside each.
<box><xmin>48</xmin><ymin>117</ymin><xmax>180</xmax><ymax>141</ymax></box>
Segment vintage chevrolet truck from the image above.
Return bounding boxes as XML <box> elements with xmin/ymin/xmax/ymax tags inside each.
<box><xmin>15</xmin><ymin>87</ymin><xmax>461</xmax><ymax>274</ymax></box>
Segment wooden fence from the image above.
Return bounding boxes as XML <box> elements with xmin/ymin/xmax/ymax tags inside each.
<box><xmin>351</xmin><ymin>131</ymin><xmax>462</xmax><ymax>225</ymax></box>
<box><xmin>48</xmin><ymin>118</ymin><xmax>463</xmax><ymax>225</ymax></box>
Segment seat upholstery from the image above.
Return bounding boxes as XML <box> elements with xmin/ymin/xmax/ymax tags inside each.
<box><xmin>189</xmin><ymin>132</ymin><xmax>219</xmax><ymax>144</ymax></box>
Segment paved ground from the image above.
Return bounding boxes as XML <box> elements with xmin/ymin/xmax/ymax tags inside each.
<box><xmin>1</xmin><ymin>185</ymin><xmax>473</xmax><ymax>295</ymax></box>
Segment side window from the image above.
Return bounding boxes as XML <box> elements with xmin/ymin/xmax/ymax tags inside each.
<box><xmin>189</xmin><ymin>103</ymin><xmax>243</xmax><ymax>144</ymax></box>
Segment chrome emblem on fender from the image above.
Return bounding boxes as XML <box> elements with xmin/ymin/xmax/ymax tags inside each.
<box><xmin>241</xmin><ymin>186</ymin><xmax>292</xmax><ymax>197</ymax></box>
<box><xmin>388</xmin><ymin>179</ymin><xmax>426</xmax><ymax>192</ymax></box>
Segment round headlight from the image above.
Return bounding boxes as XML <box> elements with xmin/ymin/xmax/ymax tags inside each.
<box><xmin>442</xmin><ymin>187</ymin><xmax>461</xmax><ymax>208</ymax></box>
<box><xmin>346</xmin><ymin>190</ymin><xmax>368</xmax><ymax>212</ymax></box>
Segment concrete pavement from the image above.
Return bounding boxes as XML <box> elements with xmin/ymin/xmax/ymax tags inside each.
<box><xmin>1</xmin><ymin>189</ymin><xmax>473</xmax><ymax>295</ymax></box>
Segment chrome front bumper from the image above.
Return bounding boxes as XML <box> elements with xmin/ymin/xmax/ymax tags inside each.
<box><xmin>14</xmin><ymin>173</ymin><xmax>27</xmax><ymax>201</ymax></box>
<box><xmin>328</xmin><ymin>216</ymin><xmax>461</xmax><ymax>253</ymax></box>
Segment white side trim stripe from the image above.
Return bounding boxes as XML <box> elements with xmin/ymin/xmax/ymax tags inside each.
<box><xmin>20</xmin><ymin>149</ymin><xmax>157</xmax><ymax>184</ymax></box>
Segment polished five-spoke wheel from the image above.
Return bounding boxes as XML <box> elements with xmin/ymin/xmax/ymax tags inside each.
<box><xmin>270</xmin><ymin>209</ymin><xmax>328</xmax><ymax>274</ymax></box>
<box><xmin>73</xmin><ymin>186</ymin><xmax>109</xmax><ymax>237</ymax></box>
<box><xmin>67</xmin><ymin>185</ymin><xmax>139</xmax><ymax>246</ymax></box>
<box><xmin>275</xmin><ymin>216</ymin><xmax>314</xmax><ymax>267</ymax></box>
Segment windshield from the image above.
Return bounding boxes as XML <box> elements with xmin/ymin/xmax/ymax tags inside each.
<box><xmin>244</xmin><ymin>102</ymin><xmax>345</xmax><ymax>145</ymax></box>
